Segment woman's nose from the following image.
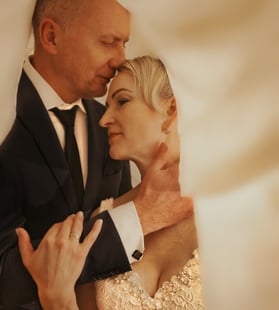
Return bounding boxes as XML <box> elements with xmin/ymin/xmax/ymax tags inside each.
<box><xmin>99</xmin><ymin>110</ymin><xmax>114</xmax><ymax>128</ymax></box>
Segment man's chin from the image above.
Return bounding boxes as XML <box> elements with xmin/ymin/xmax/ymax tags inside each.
<box><xmin>84</xmin><ymin>86</ymin><xmax>108</xmax><ymax>100</ymax></box>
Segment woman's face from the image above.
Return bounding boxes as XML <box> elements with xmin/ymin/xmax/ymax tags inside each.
<box><xmin>99</xmin><ymin>71</ymin><xmax>165</xmax><ymax>168</ymax></box>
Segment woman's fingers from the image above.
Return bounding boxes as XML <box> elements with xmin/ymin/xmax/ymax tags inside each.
<box><xmin>81</xmin><ymin>219</ymin><xmax>103</xmax><ymax>253</ymax></box>
<box><xmin>68</xmin><ymin>211</ymin><xmax>84</xmax><ymax>242</ymax></box>
<box><xmin>16</xmin><ymin>227</ymin><xmax>34</xmax><ymax>267</ymax></box>
<box><xmin>42</xmin><ymin>214</ymin><xmax>75</xmax><ymax>243</ymax></box>
<box><xmin>17</xmin><ymin>213</ymin><xmax>103</xmax><ymax>276</ymax></box>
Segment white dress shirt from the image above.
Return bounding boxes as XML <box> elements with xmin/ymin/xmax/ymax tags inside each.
<box><xmin>23</xmin><ymin>57</ymin><xmax>144</xmax><ymax>263</ymax></box>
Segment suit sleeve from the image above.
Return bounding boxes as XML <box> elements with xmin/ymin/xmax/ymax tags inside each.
<box><xmin>78</xmin><ymin>212</ymin><xmax>131</xmax><ymax>284</ymax></box>
<box><xmin>0</xmin><ymin>161</ymin><xmax>40</xmax><ymax>308</ymax></box>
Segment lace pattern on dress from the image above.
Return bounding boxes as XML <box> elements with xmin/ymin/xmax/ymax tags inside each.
<box><xmin>95</xmin><ymin>250</ymin><xmax>203</xmax><ymax>309</ymax></box>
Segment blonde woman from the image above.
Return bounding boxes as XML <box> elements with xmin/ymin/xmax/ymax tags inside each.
<box><xmin>77</xmin><ymin>56</ymin><xmax>203</xmax><ymax>309</ymax></box>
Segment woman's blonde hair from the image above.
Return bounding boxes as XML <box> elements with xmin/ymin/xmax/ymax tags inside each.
<box><xmin>119</xmin><ymin>56</ymin><xmax>174</xmax><ymax>115</ymax></box>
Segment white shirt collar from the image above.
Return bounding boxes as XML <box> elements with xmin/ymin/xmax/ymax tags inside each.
<box><xmin>23</xmin><ymin>56</ymin><xmax>86</xmax><ymax>113</ymax></box>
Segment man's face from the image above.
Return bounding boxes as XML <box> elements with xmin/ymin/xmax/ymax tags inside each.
<box><xmin>53</xmin><ymin>0</ymin><xmax>130</xmax><ymax>102</ymax></box>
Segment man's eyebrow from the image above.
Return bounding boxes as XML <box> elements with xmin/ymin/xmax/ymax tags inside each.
<box><xmin>100</xmin><ymin>34</ymin><xmax>128</xmax><ymax>42</ymax></box>
<box><xmin>100</xmin><ymin>34</ymin><xmax>115</xmax><ymax>40</ymax></box>
<box><xmin>111</xmin><ymin>88</ymin><xmax>132</xmax><ymax>99</ymax></box>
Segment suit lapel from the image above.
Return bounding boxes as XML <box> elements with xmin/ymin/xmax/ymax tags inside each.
<box><xmin>82</xmin><ymin>100</ymin><xmax>106</xmax><ymax>213</ymax></box>
<box><xmin>17</xmin><ymin>71</ymin><xmax>78</xmax><ymax>213</ymax></box>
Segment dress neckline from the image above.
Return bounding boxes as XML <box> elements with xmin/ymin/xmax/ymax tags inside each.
<box><xmin>123</xmin><ymin>249</ymin><xmax>199</xmax><ymax>300</ymax></box>
<box><xmin>95</xmin><ymin>248</ymin><xmax>204</xmax><ymax>309</ymax></box>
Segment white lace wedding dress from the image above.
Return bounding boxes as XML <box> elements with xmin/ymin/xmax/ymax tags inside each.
<box><xmin>95</xmin><ymin>249</ymin><xmax>203</xmax><ymax>309</ymax></box>
<box><xmin>91</xmin><ymin>198</ymin><xmax>203</xmax><ymax>309</ymax></box>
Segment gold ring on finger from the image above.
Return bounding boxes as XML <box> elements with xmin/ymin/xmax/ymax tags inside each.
<box><xmin>69</xmin><ymin>232</ymin><xmax>80</xmax><ymax>241</ymax></box>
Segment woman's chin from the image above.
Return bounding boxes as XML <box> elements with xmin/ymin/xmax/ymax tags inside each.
<box><xmin>109</xmin><ymin>149</ymin><xmax>125</xmax><ymax>161</ymax></box>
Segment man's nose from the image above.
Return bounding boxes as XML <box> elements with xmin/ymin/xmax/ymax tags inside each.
<box><xmin>108</xmin><ymin>46</ymin><xmax>126</xmax><ymax>69</ymax></box>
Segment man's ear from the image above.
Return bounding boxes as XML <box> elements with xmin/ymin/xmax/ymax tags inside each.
<box><xmin>39</xmin><ymin>18</ymin><xmax>59</xmax><ymax>54</ymax></box>
<box><xmin>162</xmin><ymin>97</ymin><xmax>177</xmax><ymax>133</ymax></box>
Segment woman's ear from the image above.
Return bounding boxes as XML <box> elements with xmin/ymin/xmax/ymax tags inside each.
<box><xmin>39</xmin><ymin>18</ymin><xmax>59</xmax><ymax>55</ymax></box>
<box><xmin>167</xmin><ymin>97</ymin><xmax>177</xmax><ymax>117</ymax></box>
<box><xmin>162</xmin><ymin>97</ymin><xmax>177</xmax><ymax>134</ymax></box>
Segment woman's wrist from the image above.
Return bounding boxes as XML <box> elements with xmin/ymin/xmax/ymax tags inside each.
<box><xmin>38</xmin><ymin>288</ymin><xmax>78</xmax><ymax>310</ymax></box>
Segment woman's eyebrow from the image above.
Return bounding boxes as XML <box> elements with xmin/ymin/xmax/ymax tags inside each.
<box><xmin>111</xmin><ymin>88</ymin><xmax>132</xmax><ymax>99</ymax></box>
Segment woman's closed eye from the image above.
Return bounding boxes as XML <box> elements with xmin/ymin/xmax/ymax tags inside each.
<box><xmin>105</xmin><ymin>97</ymin><xmax>130</xmax><ymax>109</ymax></box>
<box><xmin>117</xmin><ymin>97</ymin><xmax>129</xmax><ymax>106</ymax></box>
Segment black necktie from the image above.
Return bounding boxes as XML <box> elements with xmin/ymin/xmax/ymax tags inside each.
<box><xmin>51</xmin><ymin>106</ymin><xmax>84</xmax><ymax>209</ymax></box>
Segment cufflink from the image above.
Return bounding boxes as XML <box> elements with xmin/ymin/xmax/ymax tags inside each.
<box><xmin>132</xmin><ymin>250</ymin><xmax>143</xmax><ymax>260</ymax></box>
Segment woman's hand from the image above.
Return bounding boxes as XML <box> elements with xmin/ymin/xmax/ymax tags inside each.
<box><xmin>16</xmin><ymin>212</ymin><xmax>103</xmax><ymax>310</ymax></box>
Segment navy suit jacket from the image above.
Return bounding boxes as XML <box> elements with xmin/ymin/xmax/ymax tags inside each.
<box><xmin>0</xmin><ymin>72</ymin><xmax>132</xmax><ymax>308</ymax></box>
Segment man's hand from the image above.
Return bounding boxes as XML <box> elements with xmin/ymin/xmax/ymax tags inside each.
<box><xmin>134</xmin><ymin>143</ymin><xmax>193</xmax><ymax>235</ymax></box>
<box><xmin>16</xmin><ymin>212</ymin><xmax>103</xmax><ymax>310</ymax></box>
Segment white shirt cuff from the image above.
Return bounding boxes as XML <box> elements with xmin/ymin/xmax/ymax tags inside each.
<box><xmin>108</xmin><ymin>201</ymin><xmax>144</xmax><ymax>263</ymax></box>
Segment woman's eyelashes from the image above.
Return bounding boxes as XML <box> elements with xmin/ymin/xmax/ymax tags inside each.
<box><xmin>117</xmin><ymin>97</ymin><xmax>130</xmax><ymax>106</ymax></box>
<box><xmin>105</xmin><ymin>97</ymin><xmax>129</xmax><ymax>109</ymax></box>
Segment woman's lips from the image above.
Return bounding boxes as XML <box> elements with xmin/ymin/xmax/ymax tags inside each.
<box><xmin>108</xmin><ymin>132</ymin><xmax>122</xmax><ymax>142</ymax></box>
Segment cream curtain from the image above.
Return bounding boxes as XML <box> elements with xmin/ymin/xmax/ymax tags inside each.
<box><xmin>0</xmin><ymin>1</ymin><xmax>36</xmax><ymax>143</ymax></box>
<box><xmin>118</xmin><ymin>0</ymin><xmax>279</xmax><ymax>309</ymax></box>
